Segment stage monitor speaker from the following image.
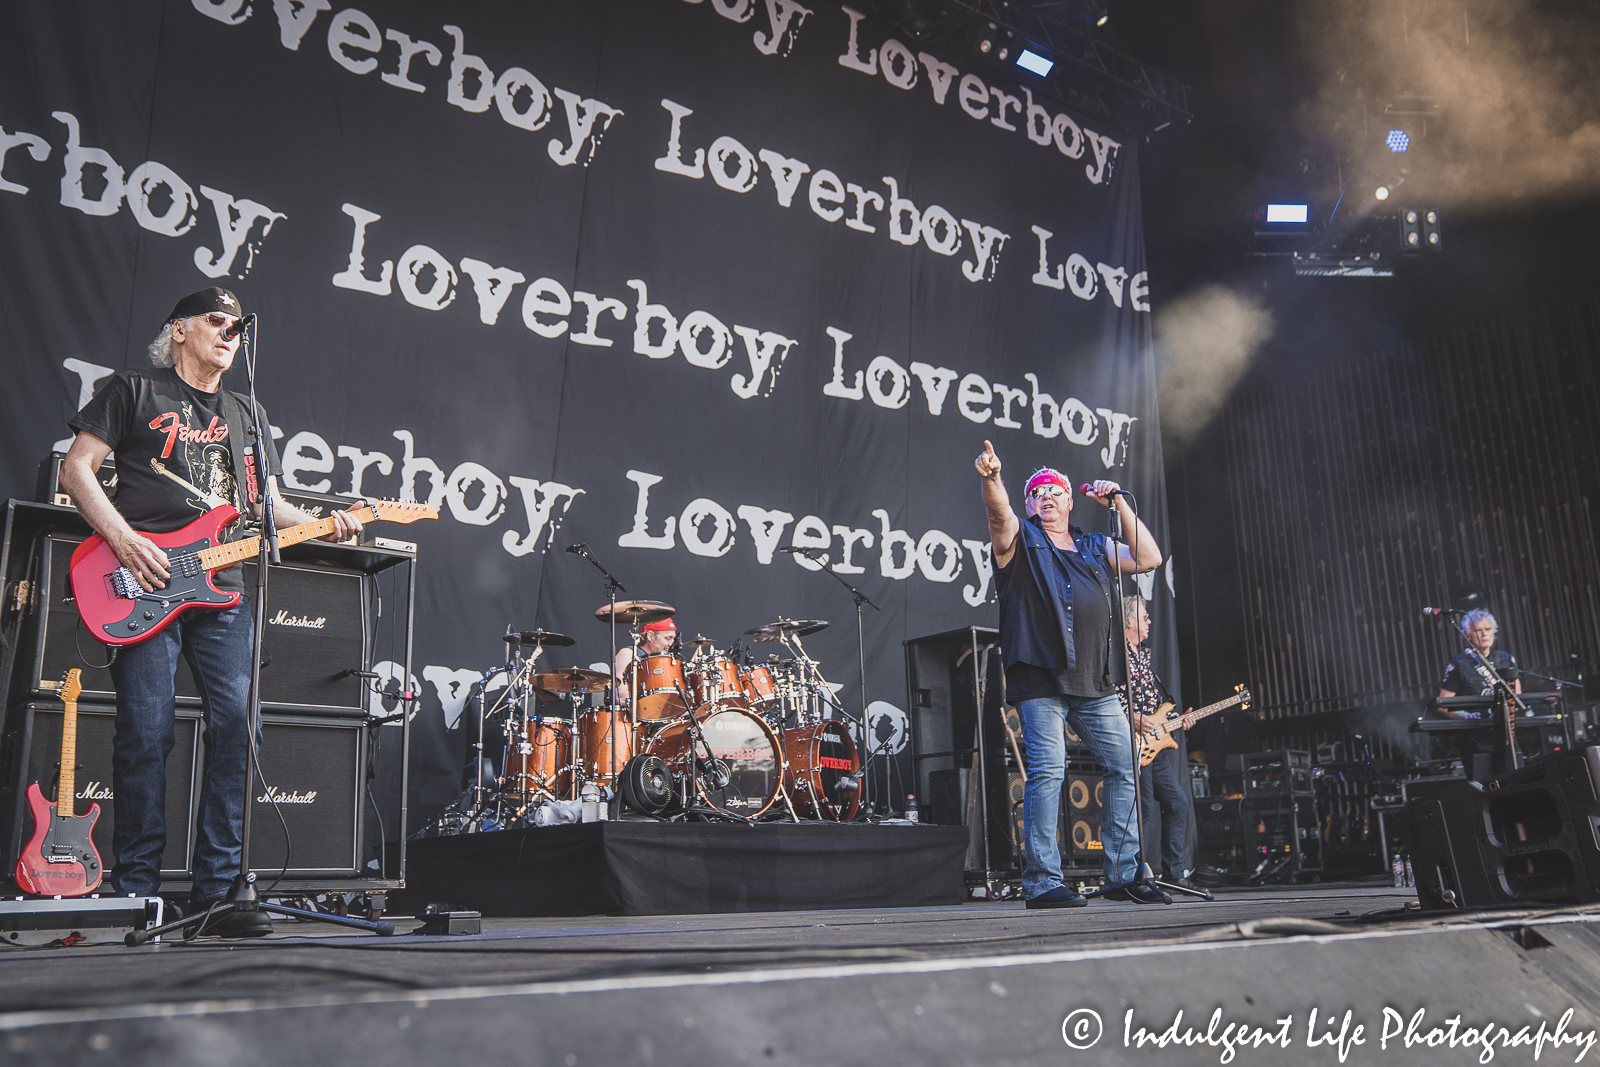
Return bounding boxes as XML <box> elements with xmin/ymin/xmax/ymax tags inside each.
<box><xmin>2</xmin><ymin>701</ymin><xmax>201</xmax><ymax>881</ymax></box>
<box><xmin>28</xmin><ymin>534</ymin><xmax>369</xmax><ymax>712</ymax></box>
<box><xmin>2</xmin><ymin>702</ymin><xmax>364</xmax><ymax>888</ymax></box>
<box><xmin>1401</xmin><ymin>747</ymin><xmax>1600</xmax><ymax>909</ymax></box>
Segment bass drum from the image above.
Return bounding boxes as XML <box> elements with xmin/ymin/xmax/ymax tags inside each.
<box><xmin>645</xmin><ymin>705</ymin><xmax>782</xmax><ymax>818</ymax></box>
<box><xmin>501</xmin><ymin>719</ymin><xmax>572</xmax><ymax>799</ymax></box>
<box><xmin>782</xmin><ymin>719</ymin><xmax>860</xmax><ymax>821</ymax></box>
<box><xmin>630</xmin><ymin>655</ymin><xmax>689</xmax><ymax>719</ymax></box>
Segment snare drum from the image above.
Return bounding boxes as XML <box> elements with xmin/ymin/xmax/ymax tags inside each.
<box><xmin>645</xmin><ymin>705</ymin><xmax>782</xmax><ymax>817</ymax></box>
<box><xmin>501</xmin><ymin>719</ymin><xmax>572</xmax><ymax>799</ymax></box>
<box><xmin>578</xmin><ymin>707</ymin><xmax>635</xmax><ymax>782</ymax></box>
<box><xmin>630</xmin><ymin>654</ymin><xmax>688</xmax><ymax>719</ymax></box>
<box><xmin>782</xmin><ymin>720</ymin><xmax>860</xmax><ymax>821</ymax></box>
<box><xmin>689</xmin><ymin>658</ymin><xmax>747</xmax><ymax>708</ymax></box>
<box><xmin>738</xmin><ymin>665</ymin><xmax>780</xmax><ymax>712</ymax></box>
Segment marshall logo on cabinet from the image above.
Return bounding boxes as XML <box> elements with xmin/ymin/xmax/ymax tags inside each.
<box><xmin>269</xmin><ymin>610</ymin><xmax>328</xmax><ymax>630</ymax></box>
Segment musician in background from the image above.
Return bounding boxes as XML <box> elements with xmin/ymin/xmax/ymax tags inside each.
<box><xmin>1122</xmin><ymin>595</ymin><xmax>1193</xmax><ymax>889</ymax></box>
<box><xmin>59</xmin><ymin>288</ymin><xmax>361</xmax><ymax>936</ymax></box>
<box><xmin>1438</xmin><ymin>609</ymin><xmax>1520</xmax><ymax>713</ymax></box>
<box><xmin>975</xmin><ymin>440</ymin><xmax>1164</xmax><ymax>908</ymax></box>
<box><xmin>613</xmin><ymin>617</ymin><xmax>678</xmax><ymax>703</ymax></box>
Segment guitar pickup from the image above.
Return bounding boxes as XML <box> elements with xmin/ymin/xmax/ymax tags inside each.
<box><xmin>47</xmin><ymin>845</ymin><xmax>76</xmax><ymax>863</ymax></box>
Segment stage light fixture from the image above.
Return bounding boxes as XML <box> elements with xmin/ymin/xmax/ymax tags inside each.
<box><xmin>1097</xmin><ymin>14</ymin><xmax>1109</xmax><ymax>25</ymax></box>
<box><xmin>1374</xmin><ymin>186</ymin><xmax>1391</xmax><ymax>201</ymax></box>
<box><xmin>1265</xmin><ymin>204</ymin><xmax>1309</xmax><ymax>224</ymax></box>
<box><xmin>1017</xmin><ymin>49</ymin><xmax>1054</xmax><ymax>77</ymax></box>
<box><xmin>1386</xmin><ymin>129</ymin><xmax>1410</xmax><ymax>153</ymax></box>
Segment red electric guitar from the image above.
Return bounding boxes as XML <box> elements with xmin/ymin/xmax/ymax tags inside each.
<box><xmin>15</xmin><ymin>670</ymin><xmax>102</xmax><ymax>896</ymax></box>
<box><xmin>70</xmin><ymin>499</ymin><xmax>437</xmax><ymax>646</ymax></box>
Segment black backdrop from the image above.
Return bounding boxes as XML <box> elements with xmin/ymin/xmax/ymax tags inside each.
<box><xmin>0</xmin><ymin>0</ymin><xmax>1172</xmax><ymax>821</ymax></box>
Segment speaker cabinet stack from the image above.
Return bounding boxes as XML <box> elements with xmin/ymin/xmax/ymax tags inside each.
<box><xmin>0</xmin><ymin>498</ymin><xmax>416</xmax><ymax>898</ymax></box>
<box><xmin>1401</xmin><ymin>747</ymin><xmax>1600</xmax><ymax>909</ymax></box>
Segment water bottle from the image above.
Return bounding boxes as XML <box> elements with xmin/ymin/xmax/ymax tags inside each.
<box><xmin>581</xmin><ymin>781</ymin><xmax>600</xmax><ymax>823</ymax></box>
<box><xmin>905</xmin><ymin>794</ymin><xmax>919</xmax><ymax>823</ymax></box>
<box><xmin>1392</xmin><ymin>855</ymin><xmax>1405</xmax><ymax>888</ymax></box>
<box><xmin>1403</xmin><ymin>856</ymin><xmax>1413</xmax><ymax>888</ymax></box>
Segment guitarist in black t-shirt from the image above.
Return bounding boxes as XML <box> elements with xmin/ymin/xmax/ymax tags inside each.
<box><xmin>59</xmin><ymin>288</ymin><xmax>363</xmax><ymax>937</ymax></box>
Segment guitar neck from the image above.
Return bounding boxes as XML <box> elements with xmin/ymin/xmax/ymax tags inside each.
<box><xmin>197</xmin><ymin>505</ymin><xmax>376</xmax><ymax>571</ymax></box>
<box><xmin>58</xmin><ymin>695</ymin><xmax>78</xmax><ymax>812</ymax></box>
<box><xmin>1185</xmin><ymin>694</ymin><xmax>1244</xmax><ymax>726</ymax></box>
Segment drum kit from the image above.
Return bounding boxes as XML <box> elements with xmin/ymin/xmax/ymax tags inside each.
<box><xmin>434</xmin><ymin>599</ymin><xmax>866</xmax><ymax>834</ymax></box>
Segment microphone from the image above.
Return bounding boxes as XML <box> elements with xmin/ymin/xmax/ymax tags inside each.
<box><xmin>1420</xmin><ymin>607</ymin><xmax>1450</xmax><ymax>618</ymax></box>
<box><xmin>1080</xmin><ymin>483</ymin><xmax>1131</xmax><ymax>498</ymax></box>
<box><xmin>566</xmin><ymin>543</ymin><xmax>588</xmax><ymax>556</ymax></box>
<box><xmin>336</xmin><ymin>668</ymin><xmax>381</xmax><ymax>679</ymax></box>
<box><xmin>222</xmin><ymin>313</ymin><xmax>256</xmax><ymax>341</ymax></box>
<box><xmin>777</xmin><ymin>546</ymin><xmax>821</xmax><ymax>555</ymax></box>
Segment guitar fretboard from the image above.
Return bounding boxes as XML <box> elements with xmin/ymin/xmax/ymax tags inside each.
<box><xmin>197</xmin><ymin>505</ymin><xmax>379</xmax><ymax>571</ymax></box>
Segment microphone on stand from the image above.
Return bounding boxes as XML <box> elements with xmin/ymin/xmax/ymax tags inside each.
<box><xmin>566</xmin><ymin>543</ymin><xmax>588</xmax><ymax>556</ymax></box>
<box><xmin>777</xmin><ymin>546</ymin><xmax>821</xmax><ymax>555</ymax></box>
<box><xmin>222</xmin><ymin>313</ymin><xmax>256</xmax><ymax>341</ymax></box>
<box><xmin>1420</xmin><ymin>607</ymin><xmax>1451</xmax><ymax>618</ymax></box>
<box><xmin>336</xmin><ymin>668</ymin><xmax>382</xmax><ymax>680</ymax></box>
<box><xmin>1080</xmin><ymin>483</ymin><xmax>1131</xmax><ymax>498</ymax></box>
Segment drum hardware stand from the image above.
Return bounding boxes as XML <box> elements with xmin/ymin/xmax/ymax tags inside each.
<box><xmin>567</xmin><ymin>542</ymin><xmax>628</xmax><ymax>724</ymax></box>
<box><xmin>129</xmin><ymin>316</ymin><xmax>393</xmax><ymax>944</ymax></box>
<box><xmin>784</xmin><ymin>545</ymin><xmax>880</xmax><ymax>812</ymax></box>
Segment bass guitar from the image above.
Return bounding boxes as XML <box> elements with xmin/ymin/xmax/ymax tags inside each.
<box><xmin>70</xmin><ymin>499</ymin><xmax>437</xmax><ymax>646</ymax></box>
<box><xmin>1137</xmin><ymin>683</ymin><xmax>1251</xmax><ymax>767</ymax></box>
<box><xmin>15</xmin><ymin>670</ymin><xmax>102</xmax><ymax>896</ymax></box>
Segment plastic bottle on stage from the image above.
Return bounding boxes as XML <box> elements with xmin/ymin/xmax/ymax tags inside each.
<box><xmin>581</xmin><ymin>782</ymin><xmax>601</xmax><ymax>823</ymax></box>
<box><xmin>1392</xmin><ymin>855</ymin><xmax>1405</xmax><ymax>888</ymax></box>
<box><xmin>905</xmin><ymin>794</ymin><xmax>919</xmax><ymax>823</ymax></box>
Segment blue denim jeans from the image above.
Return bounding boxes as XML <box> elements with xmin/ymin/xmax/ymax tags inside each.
<box><xmin>107</xmin><ymin>602</ymin><xmax>254</xmax><ymax>901</ymax></box>
<box><xmin>1140</xmin><ymin>747</ymin><xmax>1190</xmax><ymax>877</ymax></box>
<box><xmin>1018</xmin><ymin>692</ymin><xmax>1139</xmax><ymax>896</ymax></box>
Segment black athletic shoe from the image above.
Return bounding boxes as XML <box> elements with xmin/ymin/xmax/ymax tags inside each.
<box><xmin>1101</xmin><ymin>882</ymin><xmax>1168</xmax><ymax>904</ymax></box>
<box><xmin>188</xmin><ymin>900</ymin><xmax>273</xmax><ymax>939</ymax></box>
<box><xmin>1025</xmin><ymin>886</ymin><xmax>1089</xmax><ymax>909</ymax></box>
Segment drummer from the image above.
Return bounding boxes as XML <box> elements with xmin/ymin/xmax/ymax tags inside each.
<box><xmin>613</xmin><ymin>618</ymin><xmax>678</xmax><ymax>702</ymax></box>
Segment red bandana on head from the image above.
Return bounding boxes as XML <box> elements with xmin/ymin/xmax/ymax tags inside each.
<box><xmin>641</xmin><ymin>618</ymin><xmax>676</xmax><ymax>633</ymax></box>
<box><xmin>1023</xmin><ymin>468</ymin><xmax>1071</xmax><ymax>517</ymax></box>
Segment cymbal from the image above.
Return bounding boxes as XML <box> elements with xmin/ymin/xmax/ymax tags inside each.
<box><xmin>745</xmin><ymin>617</ymin><xmax>828</xmax><ymax>642</ymax></box>
<box><xmin>685</xmin><ymin>634</ymin><xmax>717</xmax><ymax>649</ymax></box>
<box><xmin>503</xmin><ymin>628</ymin><xmax>575</xmax><ymax>648</ymax></box>
<box><xmin>533</xmin><ymin>667</ymin><xmax>613</xmax><ymax>694</ymax></box>
<box><xmin>594</xmin><ymin>599</ymin><xmax>676</xmax><ymax>626</ymax></box>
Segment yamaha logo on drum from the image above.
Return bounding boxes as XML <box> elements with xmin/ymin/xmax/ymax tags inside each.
<box><xmin>269</xmin><ymin>610</ymin><xmax>327</xmax><ymax>629</ymax></box>
<box><xmin>257</xmin><ymin>785</ymin><xmax>319</xmax><ymax>805</ymax></box>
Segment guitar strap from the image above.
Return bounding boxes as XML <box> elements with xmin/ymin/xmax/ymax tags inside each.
<box><xmin>218</xmin><ymin>389</ymin><xmax>264</xmax><ymax>512</ymax></box>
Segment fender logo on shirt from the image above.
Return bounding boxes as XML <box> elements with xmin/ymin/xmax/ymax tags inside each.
<box><xmin>148</xmin><ymin>412</ymin><xmax>228</xmax><ymax>458</ymax></box>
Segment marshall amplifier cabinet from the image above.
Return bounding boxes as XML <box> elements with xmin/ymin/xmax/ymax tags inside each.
<box><xmin>2</xmin><ymin>702</ymin><xmax>365</xmax><ymax>887</ymax></box>
<box><xmin>1</xmin><ymin>701</ymin><xmax>202</xmax><ymax>883</ymax></box>
<box><xmin>36</xmin><ymin>451</ymin><xmax>117</xmax><ymax>509</ymax></box>
<box><xmin>26</xmin><ymin>534</ymin><xmax>369</xmax><ymax>713</ymax></box>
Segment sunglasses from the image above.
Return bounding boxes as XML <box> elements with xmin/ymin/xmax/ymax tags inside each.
<box><xmin>1028</xmin><ymin>484</ymin><xmax>1068</xmax><ymax>499</ymax></box>
<box><xmin>201</xmin><ymin>312</ymin><xmax>239</xmax><ymax>330</ymax></box>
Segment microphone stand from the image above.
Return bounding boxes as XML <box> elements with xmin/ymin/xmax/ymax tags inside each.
<box><xmin>569</xmin><ymin>544</ymin><xmax>628</xmax><ymax>729</ymax></box>
<box><xmin>131</xmin><ymin>316</ymin><xmax>392</xmax><ymax>944</ymax></box>
<box><xmin>786</xmin><ymin>546</ymin><xmax>880</xmax><ymax>814</ymax></box>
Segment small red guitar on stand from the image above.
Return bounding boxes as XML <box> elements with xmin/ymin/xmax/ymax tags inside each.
<box><xmin>69</xmin><ymin>499</ymin><xmax>437</xmax><ymax>646</ymax></box>
<box><xmin>15</xmin><ymin>670</ymin><xmax>102</xmax><ymax>896</ymax></box>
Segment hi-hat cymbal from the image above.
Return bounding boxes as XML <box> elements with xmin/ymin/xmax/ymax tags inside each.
<box><xmin>594</xmin><ymin>600</ymin><xmax>676</xmax><ymax>626</ymax></box>
<box><xmin>533</xmin><ymin>667</ymin><xmax>613</xmax><ymax>694</ymax></box>
<box><xmin>685</xmin><ymin>634</ymin><xmax>717</xmax><ymax>649</ymax></box>
<box><xmin>503</xmin><ymin>628</ymin><xmax>575</xmax><ymax>648</ymax></box>
<box><xmin>745</xmin><ymin>617</ymin><xmax>828</xmax><ymax>642</ymax></box>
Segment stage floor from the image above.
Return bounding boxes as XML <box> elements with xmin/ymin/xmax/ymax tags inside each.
<box><xmin>5</xmin><ymin>884</ymin><xmax>1600</xmax><ymax>1066</ymax></box>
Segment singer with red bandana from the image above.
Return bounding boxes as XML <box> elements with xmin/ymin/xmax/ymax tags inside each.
<box><xmin>974</xmin><ymin>440</ymin><xmax>1163</xmax><ymax>908</ymax></box>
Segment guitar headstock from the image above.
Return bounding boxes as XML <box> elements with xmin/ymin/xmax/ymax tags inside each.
<box><xmin>367</xmin><ymin>499</ymin><xmax>439</xmax><ymax>524</ymax></box>
<box><xmin>60</xmin><ymin>669</ymin><xmax>82</xmax><ymax>705</ymax></box>
<box><xmin>1235</xmin><ymin>682</ymin><xmax>1251</xmax><ymax>711</ymax></box>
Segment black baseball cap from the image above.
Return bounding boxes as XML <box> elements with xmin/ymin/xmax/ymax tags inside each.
<box><xmin>165</xmin><ymin>287</ymin><xmax>244</xmax><ymax>325</ymax></box>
